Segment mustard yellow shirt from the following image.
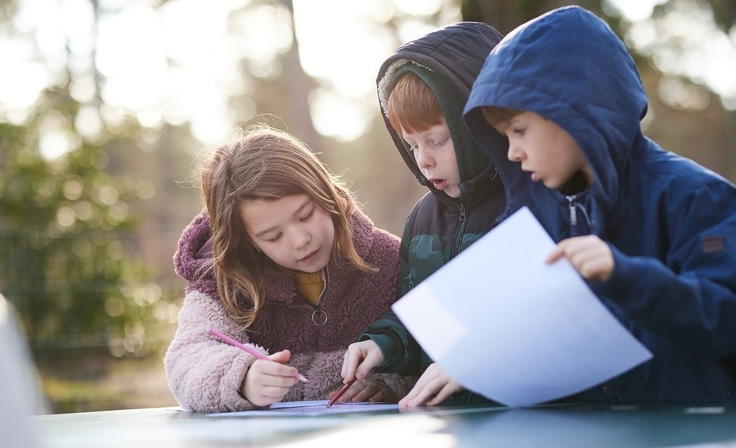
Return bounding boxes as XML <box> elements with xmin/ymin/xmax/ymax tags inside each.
<box><xmin>293</xmin><ymin>270</ymin><xmax>324</xmax><ymax>306</ymax></box>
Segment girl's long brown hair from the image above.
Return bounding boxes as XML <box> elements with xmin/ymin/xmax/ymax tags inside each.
<box><xmin>198</xmin><ymin>124</ymin><xmax>375</xmax><ymax>330</ymax></box>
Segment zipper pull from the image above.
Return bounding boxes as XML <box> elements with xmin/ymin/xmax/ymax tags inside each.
<box><xmin>567</xmin><ymin>195</ymin><xmax>577</xmax><ymax>226</ymax></box>
<box><xmin>451</xmin><ymin>203</ymin><xmax>467</xmax><ymax>259</ymax></box>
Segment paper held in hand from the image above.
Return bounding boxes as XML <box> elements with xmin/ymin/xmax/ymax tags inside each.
<box><xmin>392</xmin><ymin>206</ymin><xmax>652</xmax><ymax>407</ymax></box>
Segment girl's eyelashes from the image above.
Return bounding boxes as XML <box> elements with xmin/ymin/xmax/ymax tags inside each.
<box><xmin>254</xmin><ymin>204</ymin><xmax>316</xmax><ymax>243</ymax></box>
<box><xmin>299</xmin><ymin>210</ymin><xmax>314</xmax><ymax>222</ymax></box>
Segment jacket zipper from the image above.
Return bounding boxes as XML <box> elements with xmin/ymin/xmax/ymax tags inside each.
<box><xmin>310</xmin><ymin>268</ymin><xmax>328</xmax><ymax>326</ymax></box>
<box><xmin>451</xmin><ymin>202</ymin><xmax>467</xmax><ymax>258</ymax></box>
<box><xmin>566</xmin><ymin>195</ymin><xmax>577</xmax><ymax>226</ymax></box>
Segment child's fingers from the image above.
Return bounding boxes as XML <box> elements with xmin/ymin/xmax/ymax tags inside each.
<box><xmin>356</xmin><ymin>388</ymin><xmax>384</xmax><ymax>403</ymax></box>
<box><xmin>341</xmin><ymin>346</ymin><xmax>361</xmax><ymax>381</ymax></box>
<box><xmin>545</xmin><ymin>242</ymin><xmax>567</xmax><ymax>264</ymax></box>
<box><xmin>335</xmin><ymin>382</ymin><xmax>362</xmax><ymax>403</ymax></box>
<box><xmin>399</xmin><ymin>363</ymin><xmax>461</xmax><ymax>407</ymax></box>
<box><xmin>268</xmin><ymin>349</ymin><xmax>291</xmax><ymax>363</ymax></box>
<box><xmin>400</xmin><ymin>383</ymin><xmax>438</xmax><ymax>407</ymax></box>
<box><xmin>342</xmin><ymin>341</ymin><xmax>382</xmax><ymax>382</ymax></box>
<box><xmin>425</xmin><ymin>382</ymin><xmax>462</xmax><ymax>406</ymax></box>
<box><xmin>355</xmin><ymin>350</ymin><xmax>381</xmax><ymax>380</ymax></box>
<box><xmin>545</xmin><ymin>236</ymin><xmax>614</xmax><ymax>281</ymax></box>
<box><xmin>398</xmin><ymin>374</ymin><xmax>431</xmax><ymax>407</ymax></box>
<box><xmin>244</xmin><ymin>362</ymin><xmax>298</xmax><ymax>407</ymax></box>
<box><xmin>398</xmin><ymin>388</ymin><xmax>418</xmax><ymax>407</ymax></box>
<box><xmin>347</xmin><ymin>381</ymin><xmax>380</xmax><ymax>403</ymax></box>
<box><xmin>253</xmin><ymin>357</ymin><xmax>299</xmax><ymax>382</ymax></box>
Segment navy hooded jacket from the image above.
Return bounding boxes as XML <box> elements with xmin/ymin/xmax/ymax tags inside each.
<box><xmin>464</xmin><ymin>6</ymin><xmax>736</xmax><ymax>404</ymax></box>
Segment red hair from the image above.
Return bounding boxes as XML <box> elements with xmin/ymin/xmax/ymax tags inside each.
<box><xmin>386</xmin><ymin>72</ymin><xmax>443</xmax><ymax>134</ymax></box>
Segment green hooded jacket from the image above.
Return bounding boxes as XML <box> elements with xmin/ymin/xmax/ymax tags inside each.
<box><xmin>358</xmin><ymin>22</ymin><xmax>508</xmax><ymax>404</ymax></box>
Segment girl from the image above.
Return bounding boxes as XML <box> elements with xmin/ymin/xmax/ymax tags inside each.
<box><xmin>164</xmin><ymin>124</ymin><xmax>413</xmax><ymax>412</ymax></box>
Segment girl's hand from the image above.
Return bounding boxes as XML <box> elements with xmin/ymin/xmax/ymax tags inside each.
<box><xmin>546</xmin><ymin>235</ymin><xmax>614</xmax><ymax>282</ymax></box>
<box><xmin>241</xmin><ymin>350</ymin><xmax>298</xmax><ymax>407</ymax></box>
<box><xmin>341</xmin><ymin>340</ymin><xmax>384</xmax><ymax>383</ymax></box>
<box><xmin>398</xmin><ymin>362</ymin><xmax>463</xmax><ymax>407</ymax></box>
<box><xmin>328</xmin><ymin>378</ymin><xmax>398</xmax><ymax>404</ymax></box>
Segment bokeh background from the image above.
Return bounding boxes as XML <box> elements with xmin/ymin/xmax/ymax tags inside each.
<box><xmin>2</xmin><ymin>0</ymin><xmax>735</xmax><ymax>413</ymax></box>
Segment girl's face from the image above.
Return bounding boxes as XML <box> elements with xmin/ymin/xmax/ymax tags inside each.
<box><xmin>239</xmin><ymin>193</ymin><xmax>335</xmax><ymax>273</ymax></box>
<box><xmin>401</xmin><ymin>119</ymin><xmax>461</xmax><ymax>198</ymax></box>
<box><xmin>496</xmin><ymin>111</ymin><xmax>592</xmax><ymax>189</ymax></box>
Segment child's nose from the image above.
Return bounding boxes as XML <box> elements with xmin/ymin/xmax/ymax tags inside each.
<box><xmin>415</xmin><ymin>145</ymin><xmax>434</xmax><ymax>168</ymax></box>
<box><xmin>507</xmin><ymin>144</ymin><xmax>523</xmax><ymax>162</ymax></box>
<box><xmin>289</xmin><ymin>229</ymin><xmax>310</xmax><ymax>250</ymax></box>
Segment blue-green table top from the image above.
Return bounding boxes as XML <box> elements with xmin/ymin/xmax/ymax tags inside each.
<box><xmin>33</xmin><ymin>403</ymin><xmax>736</xmax><ymax>448</ymax></box>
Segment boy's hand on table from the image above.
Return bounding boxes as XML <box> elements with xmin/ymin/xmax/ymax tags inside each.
<box><xmin>399</xmin><ymin>362</ymin><xmax>463</xmax><ymax>407</ymax></box>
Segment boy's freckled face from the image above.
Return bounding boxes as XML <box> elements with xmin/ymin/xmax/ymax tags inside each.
<box><xmin>401</xmin><ymin>120</ymin><xmax>462</xmax><ymax>198</ymax></box>
<box><xmin>498</xmin><ymin>112</ymin><xmax>590</xmax><ymax>189</ymax></box>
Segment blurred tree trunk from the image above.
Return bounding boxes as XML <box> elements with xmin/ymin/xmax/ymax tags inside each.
<box><xmin>279</xmin><ymin>0</ymin><xmax>320</xmax><ymax>148</ymax></box>
<box><xmin>460</xmin><ymin>0</ymin><xmax>604</xmax><ymax>34</ymax></box>
<box><xmin>233</xmin><ymin>0</ymin><xmax>320</xmax><ymax>149</ymax></box>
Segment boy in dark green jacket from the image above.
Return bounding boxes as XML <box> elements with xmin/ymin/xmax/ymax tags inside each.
<box><xmin>338</xmin><ymin>22</ymin><xmax>508</xmax><ymax>407</ymax></box>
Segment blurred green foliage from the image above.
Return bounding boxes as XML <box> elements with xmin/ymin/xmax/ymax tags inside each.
<box><xmin>0</xmin><ymin>81</ymin><xmax>168</xmax><ymax>358</ymax></box>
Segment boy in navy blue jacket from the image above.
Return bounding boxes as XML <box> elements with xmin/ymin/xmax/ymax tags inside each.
<box><xmin>464</xmin><ymin>6</ymin><xmax>736</xmax><ymax>404</ymax></box>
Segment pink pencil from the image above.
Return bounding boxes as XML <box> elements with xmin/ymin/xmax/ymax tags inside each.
<box><xmin>208</xmin><ymin>328</ymin><xmax>310</xmax><ymax>383</ymax></box>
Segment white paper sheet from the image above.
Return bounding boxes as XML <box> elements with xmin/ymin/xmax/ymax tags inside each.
<box><xmin>207</xmin><ymin>400</ymin><xmax>400</xmax><ymax>417</ymax></box>
<box><xmin>392</xmin><ymin>207</ymin><xmax>652</xmax><ymax>407</ymax></box>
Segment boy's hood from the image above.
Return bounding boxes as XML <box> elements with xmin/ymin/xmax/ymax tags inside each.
<box><xmin>464</xmin><ymin>6</ymin><xmax>648</xmax><ymax>220</ymax></box>
<box><xmin>376</xmin><ymin>22</ymin><xmax>507</xmax><ymax>203</ymax></box>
